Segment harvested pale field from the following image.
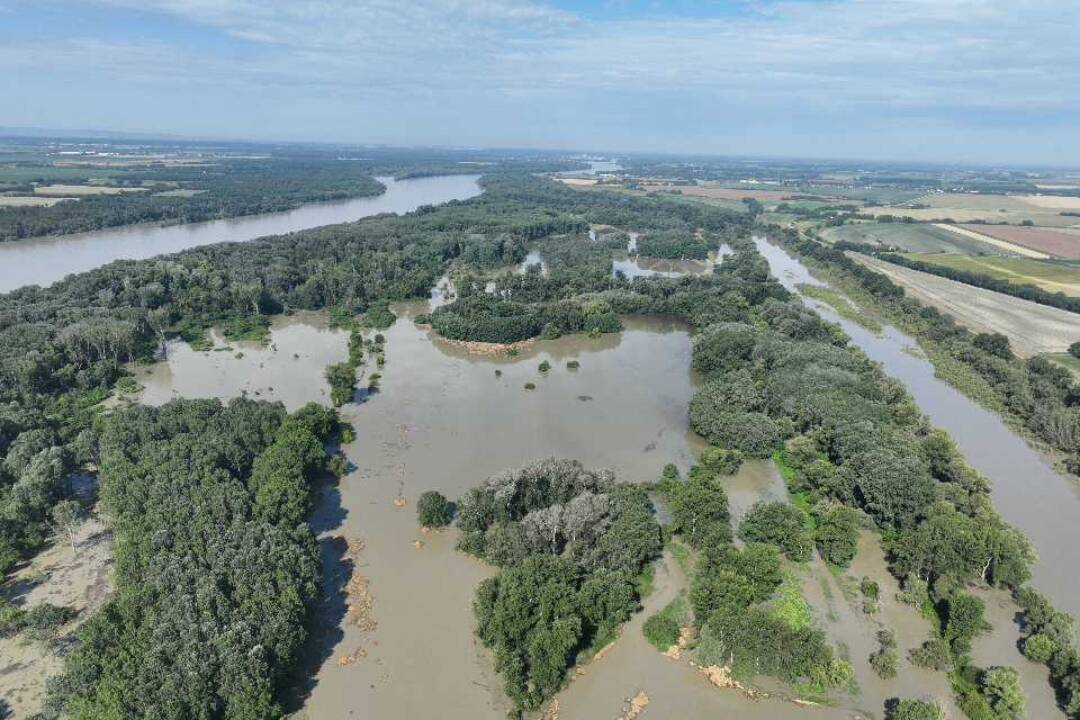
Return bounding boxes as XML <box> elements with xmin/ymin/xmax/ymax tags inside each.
<box><xmin>0</xmin><ymin>511</ymin><xmax>113</xmax><ymax>717</ymax></box>
<box><xmin>957</xmin><ymin>224</ymin><xmax>1080</xmax><ymax>259</ymax></box>
<box><xmin>852</xmin><ymin>253</ymin><xmax>1080</xmax><ymax>357</ymax></box>
<box><xmin>821</xmin><ymin>222</ymin><xmax>1022</xmax><ymax>255</ymax></box>
<box><xmin>152</xmin><ymin>188</ymin><xmax>206</xmax><ymax>197</ymax></box>
<box><xmin>866</xmin><ymin>191</ymin><xmax>1080</xmax><ymax>227</ymax></box>
<box><xmin>936</xmin><ymin>224</ymin><xmax>1051</xmax><ymax>258</ymax></box>
<box><xmin>901</xmin><ymin>253</ymin><xmax>1080</xmax><ymax>297</ymax></box>
<box><xmin>35</xmin><ymin>184</ymin><xmax>147</xmax><ymax>196</ymax></box>
<box><xmin>0</xmin><ymin>195</ymin><xmax>76</xmax><ymax>207</ymax></box>
<box><xmin>917</xmin><ymin>192</ymin><xmax>1036</xmax><ymax>212</ymax></box>
<box><xmin>557</xmin><ymin>177</ymin><xmax>599</xmax><ymax>186</ymax></box>
<box><xmin>1019</xmin><ymin>194</ymin><xmax>1080</xmax><ymax>210</ymax></box>
<box><xmin>644</xmin><ymin>183</ymin><xmax>794</xmax><ymax>202</ymax></box>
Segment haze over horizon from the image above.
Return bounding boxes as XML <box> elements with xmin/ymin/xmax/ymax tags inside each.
<box><xmin>2</xmin><ymin>0</ymin><xmax>1078</xmax><ymax>166</ymax></box>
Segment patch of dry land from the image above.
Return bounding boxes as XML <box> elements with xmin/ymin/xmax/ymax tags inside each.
<box><xmin>556</xmin><ymin>177</ymin><xmax>599</xmax><ymax>186</ymax></box>
<box><xmin>0</xmin><ymin>195</ymin><xmax>75</xmax><ymax>207</ymax></box>
<box><xmin>648</xmin><ymin>183</ymin><xmax>795</xmax><ymax>202</ymax></box>
<box><xmin>956</xmin><ymin>224</ymin><xmax>1080</xmax><ymax>259</ymax></box>
<box><xmin>34</xmin><ymin>184</ymin><xmax>148</xmax><ymax>196</ymax></box>
<box><xmin>934</xmin><ymin>224</ymin><xmax>1052</xmax><ymax>259</ymax></box>
<box><xmin>1018</xmin><ymin>194</ymin><xmax>1080</xmax><ymax>210</ymax></box>
<box><xmin>864</xmin><ymin>191</ymin><xmax>1080</xmax><ymax>227</ymax></box>
<box><xmin>0</xmin><ymin>511</ymin><xmax>113</xmax><ymax>717</ymax></box>
<box><xmin>852</xmin><ymin>253</ymin><xmax>1080</xmax><ymax>357</ymax></box>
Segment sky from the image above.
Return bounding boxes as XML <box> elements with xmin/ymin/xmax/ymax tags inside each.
<box><xmin>1</xmin><ymin>0</ymin><xmax>1078</xmax><ymax>165</ymax></box>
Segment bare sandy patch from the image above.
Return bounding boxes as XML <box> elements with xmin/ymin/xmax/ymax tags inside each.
<box><xmin>557</xmin><ymin>178</ymin><xmax>599</xmax><ymax>186</ymax></box>
<box><xmin>1018</xmin><ymin>194</ymin><xmax>1080</xmax><ymax>210</ymax></box>
<box><xmin>0</xmin><ymin>511</ymin><xmax>113</xmax><ymax>717</ymax></box>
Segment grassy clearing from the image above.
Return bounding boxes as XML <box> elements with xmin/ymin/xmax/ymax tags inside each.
<box><xmin>798</xmin><ymin>283</ymin><xmax>883</xmax><ymax>333</ymax></box>
<box><xmin>1046</xmin><ymin>352</ymin><xmax>1080</xmax><ymax>378</ymax></box>
<box><xmin>768</xmin><ymin>572</ymin><xmax>814</xmax><ymax>631</ymax></box>
<box><xmin>900</xmin><ymin>253</ymin><xmax>1080</xmax><ymax>296</ymax></box>
<box><xmin>643</xmin><ymin>596</ymin><xmax>689</xmax><ymax>651</ymax></box>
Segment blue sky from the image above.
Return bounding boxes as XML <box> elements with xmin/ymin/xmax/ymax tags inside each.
<box><xmin>1</xmin><ymin>0</ymin><xmax>1078</xmax><ymax>165</ymax></box>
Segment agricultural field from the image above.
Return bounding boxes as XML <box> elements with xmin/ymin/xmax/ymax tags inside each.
<box><xmin>901</xmin><ymin>254</ymin><xmax>1080</xmax><ymax>297</ymax></box>
<box><xmin>852</xmin><ymin>253</ymin><xmax>1079</xmax><ymax>356</ymax></box>
<box><xmin>819</xmin><ymin>221</ymin><xmax>1021</xmax><ymax>255</ymax></box>
<box><xmin>956</xmin><ymin>224</ymin><xmax>1080</xmax><ymax>259</ymax></box>
<box><xmin>863</xmin><ymin>191</ymin><xmax>1080</xmax><ymax>227</ymax></box>
<box><xmin>645</xmin><ymin>182</ymin><xmax>795</xmax><ymax>202</ymax></box>
<box><xmin>1045</xmin><ymin>352</ymin><xmax>1080</xmax><ymax>379</ymax></box>
<box><xmin>33</xmin><ymin>184</ymin><xmax>148</xmax><ymax>196</ymax></box>
<box><xmin>0</xmin><ymin>195</ymin><xmax>73</xmax><ymax>207</ymax></box>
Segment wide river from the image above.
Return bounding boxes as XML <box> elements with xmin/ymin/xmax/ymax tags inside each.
<box><xmin>0</xmin><ymin>174</ymin><xmax>482</xmax><ymax>293</ymax></box>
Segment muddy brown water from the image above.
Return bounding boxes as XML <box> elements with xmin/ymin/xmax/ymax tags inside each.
<box><xmin>0</xmin><ymin>174</ymin><xmax>482</xmax><ymax>292</ymax></box>
<box><xmin>754</xmin><ymin>236</ymin><xmax>1080</xmax><ymax>628</ymax></box>
<box><xmin>294</xmin><ymin>303</ymin><xmax>716</xmax><ymax>718</ymax></box>
<box><xmin>135</xmin><ymin>312</ymin><xmax>349</xmax><ymax>411</ymax></box>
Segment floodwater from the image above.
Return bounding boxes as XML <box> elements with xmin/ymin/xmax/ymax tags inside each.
<box><xmin>970</xmin><ymin>587</ymin><xmax>1061</xmax><ymax>719</ymax></box>
<box><xmin>0</xmin><ymin>174</ymin><xmax>482</xmax><ymax>292</ymax></box>
<box><xmin>554</xmin><ymin>549</ymin><xmax>851</xmax><ymax>720</ymax></box>
<box><xmin>299</xmin><ymin>302</ymin><xmax>715</xmax><ymax>719</ymax></box>
<box><xmin>753</xmin><ymin>235</ymin><xmax>1080</xmax><ymax>627</ymax></box>
<box><xmin>806</xmin><ymin>532</ymin><xmax>963</xmax><ymax>719</ymax></box>
<box><xmin>134</xmin><ymin>312</ymin><xmax>348</xmax><ymax>411</ymax></box>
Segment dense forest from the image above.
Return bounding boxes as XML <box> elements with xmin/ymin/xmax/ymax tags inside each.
<box><xmin>0</xmin><ymin>143</ymin><xmax>587</xmax><ymax>241</ymax></box>
<box><xmin>1</xmin><ymin>168</ymin><xmax>1078</xmax><ymax>718</ymax></box>
<box><xmin>45</xmin><ymin>399</ymin><xmax>340</xmax><ymax>719</ymax></box>
<box><xmin>0</xmin><ymin>160</ymin><xmax>385</xmax><ymax>241</ymax></box>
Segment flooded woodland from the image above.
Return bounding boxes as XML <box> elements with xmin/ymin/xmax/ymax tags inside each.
<box><xmin>107</xmin><ymin>233</ymin><xmax>1080</xmax><ymax>720</ymax></box>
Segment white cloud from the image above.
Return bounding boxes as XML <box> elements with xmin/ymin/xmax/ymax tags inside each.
<box><xmin>4</xmin><ymin>0</ymin><xmax>1079</xmax><ymax>160</ymax></box>
<box><xmin>16</xmin><ymin>0</ymin><xmax>1071</xmax><ymax>112</ymax></box>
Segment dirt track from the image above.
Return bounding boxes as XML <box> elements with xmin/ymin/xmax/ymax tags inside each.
<box><xmin>853</xmin><ymin>254</ymin><xmax>1079</xmax><ymax>356</ymax></box>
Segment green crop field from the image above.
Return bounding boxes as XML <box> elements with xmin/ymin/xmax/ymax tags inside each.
<box><xmin>901</xmin><ymin>253</ymin><xmax>1080</xmax><ymax>296</ymax></box>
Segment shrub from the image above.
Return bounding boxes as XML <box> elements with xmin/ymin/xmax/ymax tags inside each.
<box><xmin>888</xmin><ymin>699</ymin><xmax>944</xmax><ymax>720</ymax></box>
<box><xmin>909</xmin><ymin>637</ymin><xmax>951</xmax><ymax>670</ymax></box>
<box><xmin>417</xmin><ymin>490</ymin><xmax>454</xmax><ymax>528</ymax></box>
<box><xmin>643</xmin><ymin>599</ymin><xmax>684</xmax><ymax>651</ymax></box>
<box><xmin>738</xmin><ymin>501</ymin><xmax>813</xmax><ymax>562</ymax></box>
